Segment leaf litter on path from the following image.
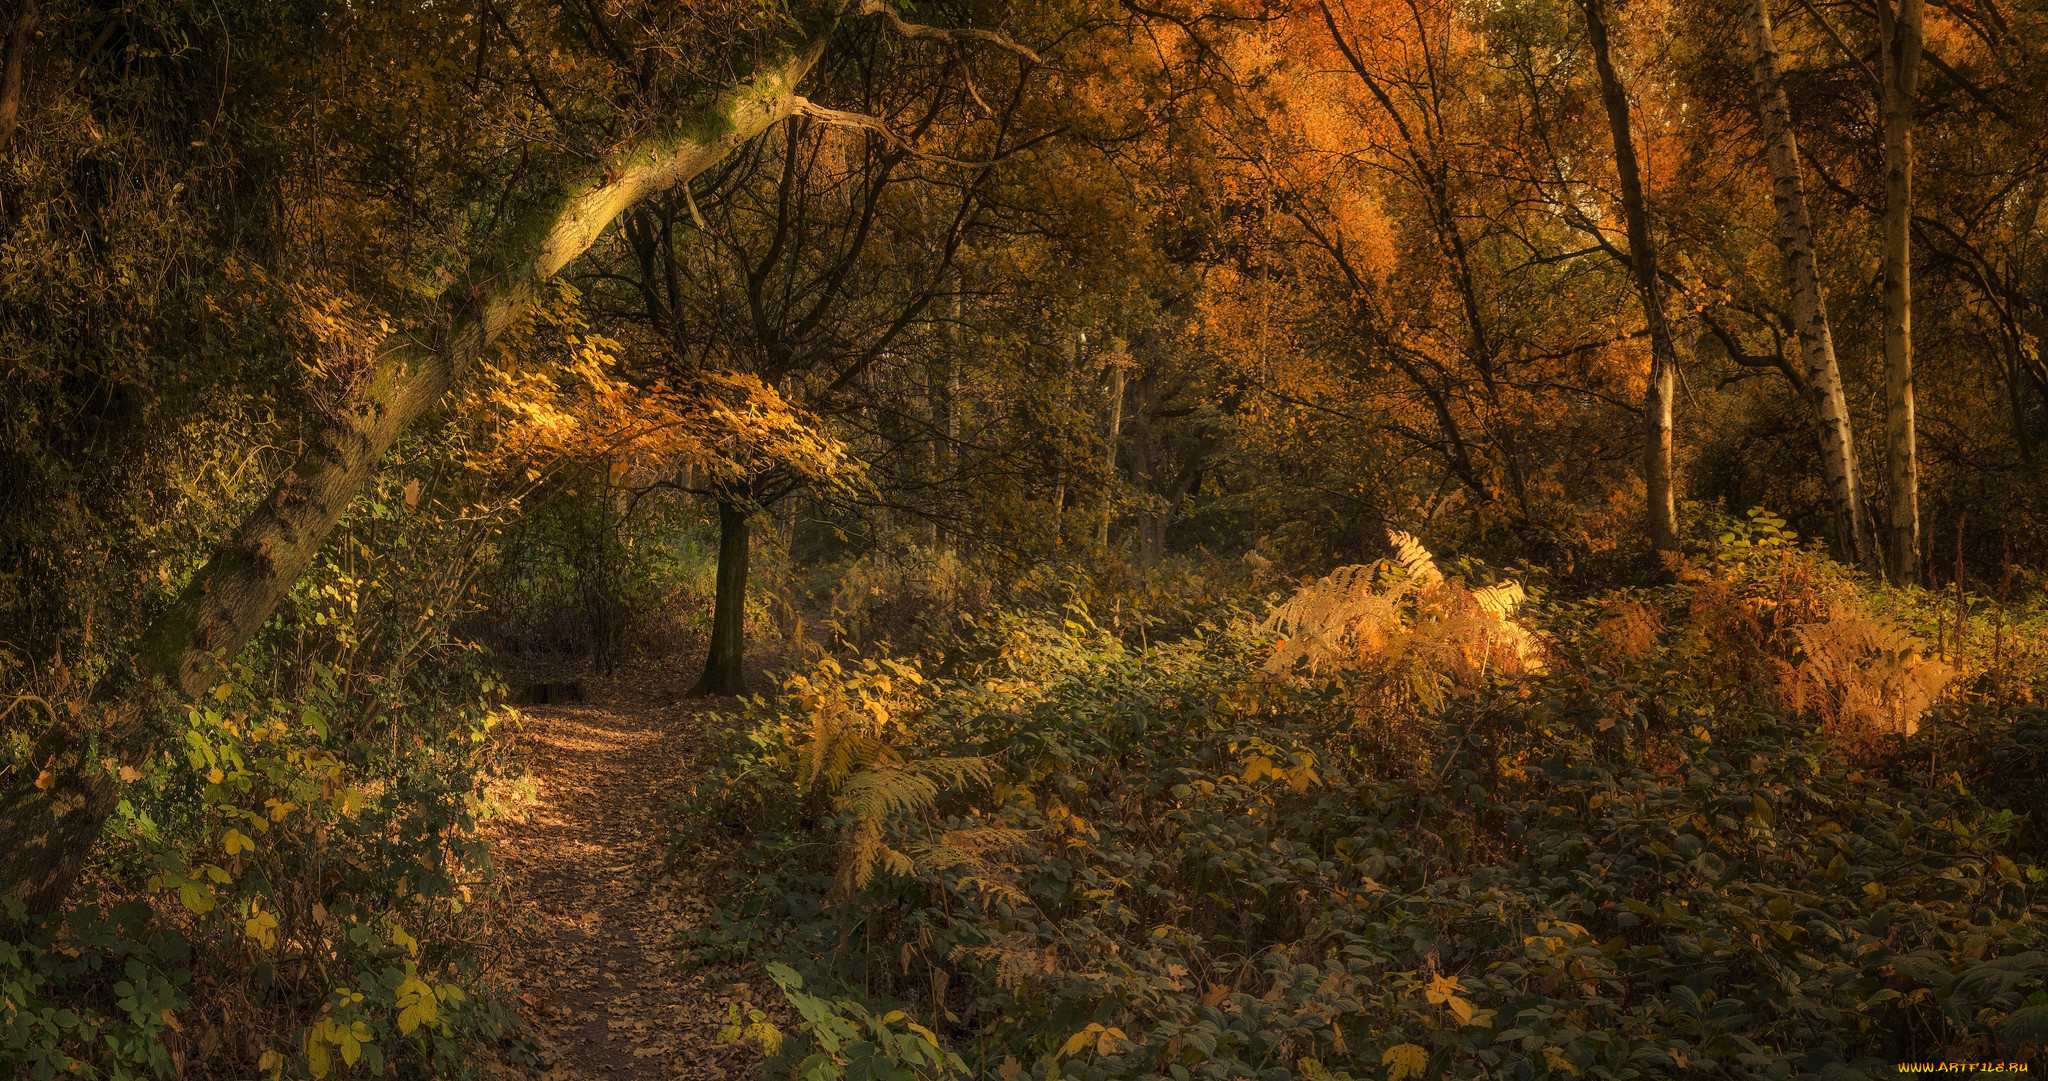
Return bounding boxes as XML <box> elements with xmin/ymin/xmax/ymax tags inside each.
<box><xmin>482</xmin><ymin>661</ymin><xmax>775</xmax><ymax>1080</ymax></box>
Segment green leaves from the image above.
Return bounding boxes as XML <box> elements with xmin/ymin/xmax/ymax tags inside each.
<box><xmin>759</xmin><ymin>962</ymin><xmax>967</xmax><ymax>1080</ymax></box>
<box><xmin>2000</xmin><ymin>1003</ymin><xmax>2048</xmax><ymax>1047</ymax></box>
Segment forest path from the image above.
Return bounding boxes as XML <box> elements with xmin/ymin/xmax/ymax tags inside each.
<box><xmin>484</xmin><ymin>660</ymin><xmax>764</xmax><ymax>1081</ymax></box>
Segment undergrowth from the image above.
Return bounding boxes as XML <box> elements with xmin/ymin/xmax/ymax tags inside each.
<box><xmin>3</xmin><ymin>454</ymin><xmax>533</xmax><ymax>1080</ymax></box>
<box><xmin>676</xmin><ymin>522</ymin><xmax>2048</xmax><ymax>1080</ymax></box>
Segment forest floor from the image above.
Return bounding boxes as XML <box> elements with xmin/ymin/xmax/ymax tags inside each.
<box><xmin>481</xmin><ymin>657</ymin><xmax>774</xmax><ymax>1080</ymax></box>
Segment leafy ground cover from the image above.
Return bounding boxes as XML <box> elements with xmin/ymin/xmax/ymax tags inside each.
<box><xmin>678</xmin><ymin>530</ymin><xmax>2048</xmax><ymax>1080</ymax></box>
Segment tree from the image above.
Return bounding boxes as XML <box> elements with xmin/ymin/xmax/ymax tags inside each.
<box><xmin>1739</xmin><ymin>0</ymin><xmax>1878</xmax><ymax>570</ymax></box>
<box><xmin>0</xmin><ymin>0</ymin><xmax>32</xmax><ymax>150</ymax></box>
<box><xmin>1876</xmin><ymin>0</ymin><xmax>1924</xmax><ymax>584</ymax></box>
<box><xmin>1581</xmin><ymin>0</ymin><xmax>1681</xmax><ymax>553</ymax></box>
<box><xmin>588</xmin><ymin>24</ymin><xmax>1037</xmax><ymax>692</ymax></box>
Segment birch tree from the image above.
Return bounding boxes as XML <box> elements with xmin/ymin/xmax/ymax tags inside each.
<box><xmin>1740</xmin><ymin>0</ymin><xmax>1878</xmax><ymax>570</ymax></box>
<box><xmin>1877</xmin><ymin>0</ymin><xmax>1924</xmax><ymax>584</ymax></box>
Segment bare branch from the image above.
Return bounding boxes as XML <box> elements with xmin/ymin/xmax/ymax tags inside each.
<box><xmin>794</xmin><ymin>98</ymin><xmax>1006</xmax><ymax>168</ymax></box>
<box><xmin>857</xmin><ymin>0</ymin><xmax>1043</xmax><ymax>65</ymax></box>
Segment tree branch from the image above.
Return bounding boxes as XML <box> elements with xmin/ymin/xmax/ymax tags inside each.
<box><xmin>856</xmin><ymin>0</ymin><xmax>1042</xmax><ymax>65</ymax></box>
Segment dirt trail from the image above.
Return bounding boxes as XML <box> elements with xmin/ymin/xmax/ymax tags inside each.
<box><xmin>484</xmin><ymin>662</ymin><xmax>763</xmax><ymax>1080</ymax></box>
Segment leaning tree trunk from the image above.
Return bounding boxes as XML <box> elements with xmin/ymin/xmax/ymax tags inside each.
<box><xmin>691</xmin><ymin>498</ymin><xmax>752</xmax><ymax>697</ymax></box>
<box><xmin>1878</xmin><ymin>0</ymin><xmax>1923</xmax><ymax>585</ymax></box>
<box><xmin>0</xmin><ymin>26</ymin><xmax>835</xmax><ymax>915</ymax></box>
<box><xmin>1583</xmin><ymin>0</ymin><xmax>1681</xmax><ymax>554</ymax></box>
<box><xmin>1740</xmin><ymin>0</ymin><xmax>1878</xmax><ymax>570</ymax></box>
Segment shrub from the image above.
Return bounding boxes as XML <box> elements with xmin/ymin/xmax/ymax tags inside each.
<box><xmin>4</xmin><ymin>460</ymin><xmax>530</xmax><ymax>1080</ymax></box>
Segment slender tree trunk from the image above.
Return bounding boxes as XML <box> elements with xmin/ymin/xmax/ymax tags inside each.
<box><xmin>1582</xmin><ymin>0</ymin><xmax>1681</xmax><ymax>553</ymax></box>
<box><xmin>691</xmin><ymin>498</ymin><xmax>751</xmax><ymax>697</ymax></box>
<box><xmin>1878</xmin><ymin>0</ymin><xmax>1923</xmax><ymax>584</ymax></box>
<box><xmin>0</xmin><ymin>29</ymin><xmax>834</xmax><ymax>914</ymax></box>
<box><xmin>0</xmin><ymin>0</ymin><xmax>36</xmax><ymax>151</ymax></box>
<box><xmin>1127</xmin><ymin>375</ymin><xmax>1163</xmax><ymax>562</ymax></box>
<box><xmin>1100</xmin><ymin>353</ymin><xmax>1125</xmax><ymax>550</ymax></box>
<box><xmin>1740</xmin><ymin>0</ymin><xmax>1878</xmax><ymax>570</ymax></box>
<box><xmin>1051</xmin><ymin>330</ymin><xmax>1083</xmax><ymax>540</ymax></box>
<box><xmin>933</xmin><ymin>269</ymin><xmax>962</xmax><ymax>552</ymax></box>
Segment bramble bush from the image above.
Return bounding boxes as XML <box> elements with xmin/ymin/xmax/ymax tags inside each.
<box><xmin>680</xmin><ymin>525</ymin><xmax>2048</xmax><ymax>1079</ymax></box>
<box><xmin>3</xmin><ymin>461</ymin><xmax>531</xmax><ymax>1079</ymax></box>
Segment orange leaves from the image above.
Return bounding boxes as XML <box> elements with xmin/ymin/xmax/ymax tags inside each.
<box><xmin>1424</xmin><ymin>970</ymin><xmax>1478</xmax><ymax>1024</ymax></box>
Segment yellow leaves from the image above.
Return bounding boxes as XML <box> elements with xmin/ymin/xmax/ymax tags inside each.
<box><xmin>1238</xmin><ymin>740</ymin><xmax>1321</xmax><ymax>791</ymax></box>
<box><xmin>1298</xmin><ymin>1057</ymin><xmax>1340</xmax><ymax>1081</ymax></box>
<box><xmin>394</xmin><ymin>976</ymin><xmax>438</xmax><ymax>1036</ymax></box>
<box><xmin>1542</xmin><ymin>1046</ymin><xmax>1579</xmax><ymax>1075</ymax></box>
<box><xmin>1444</xmin><ymin>994</ymin><xmax>1476</xmax><ymax>1025</ymax></box>
<box><xmin>245</xmin><ymin>904</ymin><xmax>279</xmax><ymax>950</ymax></box>
<box><xmin>464</xmin><ymin>284</ymin><xmax>860</xmax><ymax>497</ymax></box>
<box><xmin>306</xmin><ymin>1017</ymin><xmax>371</xmax><ymax>1077</ymax></box>
<box><xmin>716</xmin><ymin>1002</ymin><xmax>784</xmax><ymax>1056</ymax></box>
<box><xmin>387</xmin><ymin>923</ymin><xmax>419</xmax><ymax>958</ymax></box>
<box><xmin>1058</xmin><ymin>1022</ymin><xmax>1131</xmax><ymax>1057</ymax></box>
<box><xmin>1383</xmin><ymin>1042</ymin><xmax>1429</xmax><ymax>1081</ymax></box>
<box><xmin>178</xmin><ymin>880</ymin><xmax>215</xmax><ymax>915</ymax></box>
<box><xmin>223</xmin><ymin>828</ymin><xmax>256</xmax><ymax>856</ymax></box>
<box><xmin>1423</xmin><ymin>970</ymin><xmax>1483</xmax><ymax>1025</ymax></box>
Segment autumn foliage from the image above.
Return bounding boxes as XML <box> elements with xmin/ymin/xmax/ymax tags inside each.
<box><xmin>2</xmin><ymin>0</ymin><xmax>2047</xmax><ymax>1077</ymax></box>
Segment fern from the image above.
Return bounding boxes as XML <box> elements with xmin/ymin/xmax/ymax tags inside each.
<box><xmin>779</xmin><ymin>656</ymin><xmax>1001</xmax><ymax>895</ymax></box>
<box><xmin>1782</xmin><ymin>607</ymin><xmax>1955</xmax><ymax>742</ymax></box>
<box><xmin>1258</xmin><ymin>531</ymin><xmax>1541</xmax><ymax>718</ymax></box>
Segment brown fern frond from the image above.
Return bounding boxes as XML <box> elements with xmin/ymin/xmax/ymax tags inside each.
<box><xmin>1596</xmin><ymin>602</ymin><xmax>1664</xmax><ymax>663</ymax></box>
<box><xmin>1782</xmin><ymin>607</ymin><xmax>1955</xmax><ymax>744</ymax></box>
<box><xmin>1256</xmin><ymin>531</ymin><xmax>1541</xmax><ymax>724</ymax></box>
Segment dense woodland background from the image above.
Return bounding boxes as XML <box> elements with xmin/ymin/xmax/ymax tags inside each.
<box><xmin>2</xmin><ymin>0</ymin><xmax>2047</xmax><ymax>1077</ymax></box>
